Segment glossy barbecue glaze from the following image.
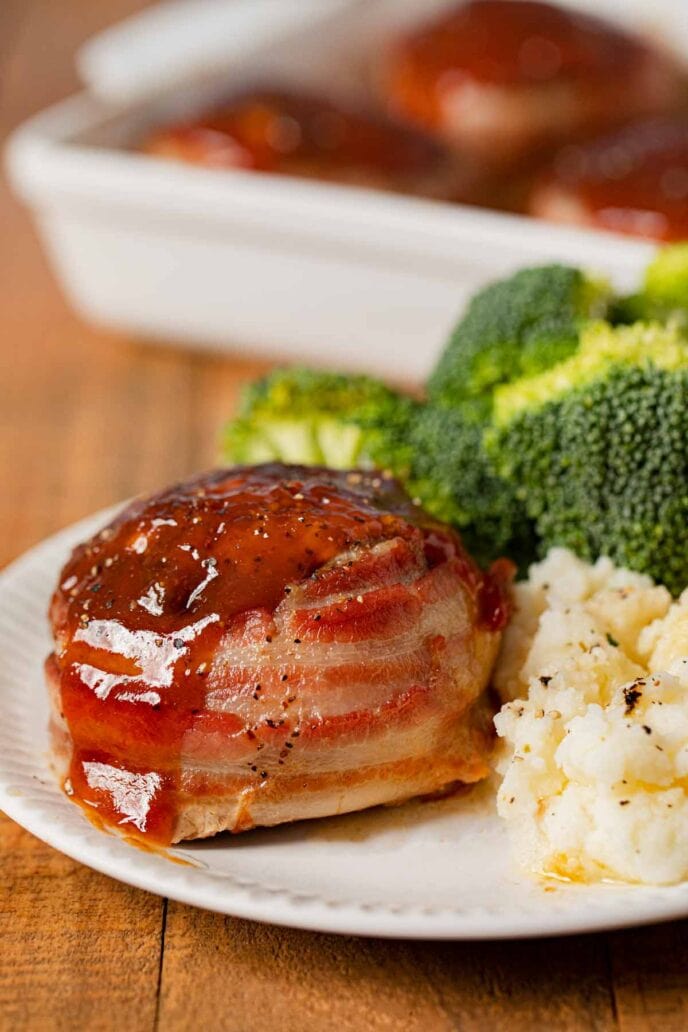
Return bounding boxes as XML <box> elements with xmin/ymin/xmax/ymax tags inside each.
<box><xmin>379</xmin><ymin>0</ymin><xmax>685</xmax><ymax>166</ymax></box>
<box><xmin>530</xmin><ymin>118</ymin><xmax>688</xmax><ymax>241</ymax></box>
<box><xmin>48</xmin><ymin>464</ymin><xmax>510</xmax><ymax>845</ymax></box>
<box><xmin>143</xmin><ymin>88</ymin><xmax>473</xmax><ymax>201</ymax></box>
<box><xmin>385</xmin><ymin>0</ymin><xmax>652</xmax><ymax>88</ymax></box>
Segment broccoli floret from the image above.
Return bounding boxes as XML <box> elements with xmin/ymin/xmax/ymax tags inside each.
<box><xmin>405</xmin><ymin>405</ymin><xmax>536</xmax><ymax>568</ymax></box>
<box><xmin>492</xmin><ymin>320</ymin><xmax>687</xmax><ymax>424</ymax></box>
<box><xmin>613</xmin><ymin>245</ymin><xmax>688</xmax><ymax>324</ymax></box>
<box><xmin>489</xmin><ymin>321</ymin><xmax>688</xmax><ymax>593</ymax></box>
<box><xmin>222</xmin><ymin>367</ymin><xmax>415</xmax><ymax>473</ymax></box>
<box><xmin>423</xmin><ymin>264</ymin><xmax>609</xmax><ymax>564</ymax></box>
<box><xmin>428</xmin><ymin>265</ymin><xmax>611</xmax><ymax>414</ymax></box>
<box><xmin>644</xmin><ymin>244</ymin><xmax>688</xmax><ymax>310</ymax></box>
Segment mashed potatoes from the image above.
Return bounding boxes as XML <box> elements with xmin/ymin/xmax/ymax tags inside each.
<box><xmin>494</xmin><ymin>548</ymin><xmax>688</xmax><ymax>885</ymax></box>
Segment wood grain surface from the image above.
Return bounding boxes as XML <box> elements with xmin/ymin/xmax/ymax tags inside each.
<box><xmin>1</xmin><ymin>3</ymin><xmax>687</xmax><ymax>1030</ymax></box>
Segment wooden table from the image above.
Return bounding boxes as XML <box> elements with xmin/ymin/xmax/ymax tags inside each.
<box><xmin>2</xmin><ymin>3</ymin><xmax>688</xmax><ymax>1029</ymax></box>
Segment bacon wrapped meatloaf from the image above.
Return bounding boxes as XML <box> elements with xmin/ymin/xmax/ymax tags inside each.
<box><xmin>48</xmin><ymin>464</ymin><xmax>510</xmax><ymax>844</ymax></box>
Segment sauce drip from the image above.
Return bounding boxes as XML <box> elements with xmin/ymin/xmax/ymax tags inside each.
<box><xmin>49</xmin><ymin>464</ymin><xmax>509</xmax><ymax>844</ymax></box>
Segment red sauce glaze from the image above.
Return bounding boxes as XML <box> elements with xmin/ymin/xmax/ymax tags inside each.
<box><xmin>49</xmin><ymin>464</ymin><xmax>509</xmax><ymax>844</ymax></box>
<box><xmin>144</xmin><ymin>88</ymin><xmax>451</xmax><ymax>186</ymax></box>
<box><xmin>386</xmin><ymin>0</ymin><xmax>651</xmax><ymax>91</ymax></box>
<box><xmin>535</xmin><ymin>118</ymin><xmax>688</xmax><ymax>241</ymax></box>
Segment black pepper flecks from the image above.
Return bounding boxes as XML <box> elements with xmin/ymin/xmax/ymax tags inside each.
<box><xmin>623</xmin><ymin>682</ymin><xmax>644</xmax><ymax>714</ymax></box>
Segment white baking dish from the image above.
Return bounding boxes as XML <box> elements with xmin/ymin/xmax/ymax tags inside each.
<box><xmin>7</xmin><ymin>0</ymin><xmax>680</xmax><ymax>380</ymax></box>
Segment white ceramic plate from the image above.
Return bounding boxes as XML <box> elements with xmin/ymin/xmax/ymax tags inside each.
<box><xmin>3</xmin><ymin>509</ymin><xmax>688</xmax><ymax>940</ymax></box>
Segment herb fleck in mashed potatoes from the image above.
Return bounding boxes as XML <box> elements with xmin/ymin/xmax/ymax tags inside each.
<box><xmin>494</xmin><ymin>548</ymin><xmax>688</xmax><ymax>885</ymax></box>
